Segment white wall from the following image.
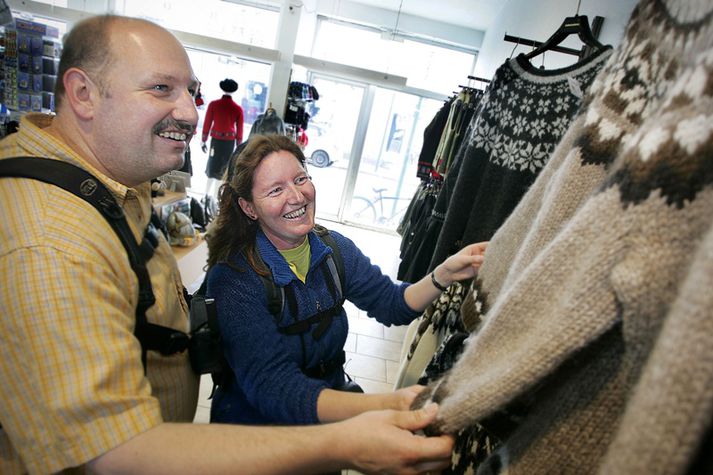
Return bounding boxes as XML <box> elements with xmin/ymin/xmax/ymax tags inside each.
<box><xmin>474</xmin><ymin>0</ymin><xmax>638</xmax><ymax>80</ymax></box>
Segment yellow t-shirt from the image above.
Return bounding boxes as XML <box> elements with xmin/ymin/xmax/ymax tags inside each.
<box><xmin>278</xmin><ymin>237</ymin><xmax>311</xmax><ymax>283</ymax></box>
<box><xmin>0</xmin><ymin>114</ymin><xmax>199</xmax><ymax>474</ymax></box>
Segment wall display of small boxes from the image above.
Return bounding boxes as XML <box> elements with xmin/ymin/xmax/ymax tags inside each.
<box><xmin>0</xmin><ymin>18</ymin><xmax>61</xmax><ymax>115</ymax></box>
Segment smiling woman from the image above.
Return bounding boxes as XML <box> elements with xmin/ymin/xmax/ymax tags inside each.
<box><xmin>203</xmin><ymin>134</ymin><xmax>486</xmax><ymax>426</ymax></box>
<box><xmin>238</xmin><ymin>149</ymin><xmax>316</xmax><ymax>250</ymax></box>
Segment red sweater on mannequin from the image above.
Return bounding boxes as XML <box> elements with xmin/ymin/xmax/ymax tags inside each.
<box><xmin>201</xmin><ymin>95</ymin><xmax>244</xmax><ymax>143</ymax></box>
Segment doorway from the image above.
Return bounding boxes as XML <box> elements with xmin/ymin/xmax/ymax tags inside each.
<box><xmin>303</xmin><ymin>74</ymin><xmax>367</xmax><ymax>219</ymax></box>
<box><xmin>306</xmin><ymin>75</ymin><xmax>442</xmax><ymax>233</ymax></box>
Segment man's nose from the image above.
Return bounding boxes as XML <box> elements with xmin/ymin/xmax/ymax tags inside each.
<box><xmin>174</xmin><ymin>89</ymin><xmax>199</xmax><ymax>127</ymax></box>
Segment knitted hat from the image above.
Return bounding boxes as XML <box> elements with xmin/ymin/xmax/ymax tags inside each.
<box><xmin>219</xmin><ymin>78</ymin><xmax>238</xmax><ymax>93</ymax></box>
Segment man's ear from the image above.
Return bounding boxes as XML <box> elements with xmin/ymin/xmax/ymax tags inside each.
<box><xmin>62</xmin><ymin>67</ymin><xmax>99</xmax><ymax>120</ymax></box>
<box><xmin>238</xmin><ymin>197</ymin><xmax>257</xmax><ymax>220</ymax></box>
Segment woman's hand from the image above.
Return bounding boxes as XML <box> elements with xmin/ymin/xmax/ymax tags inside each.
<box><xmin>404</xmin><ymin>241</ymin><xmax>488</xmax><ymax>313</ymax></box>
<box><xmin>318</xmin><ymin>385</ymin><xmax>426</xmax><ymax>422</ymax></box>
<box><xmin>432</xmin><ymin>241</ymin><xmax>488</xmax><ymax>288</ymax></box>
<box><xmin>383</xmin><ymin>385</ymin><xmax>426</xmax><ymax>411</ymax></box>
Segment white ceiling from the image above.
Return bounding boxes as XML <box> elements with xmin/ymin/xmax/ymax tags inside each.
<box><xmin>348</xmin><ymin>0</ymin><xmax>505</xmax><ymax>31</ymax></box>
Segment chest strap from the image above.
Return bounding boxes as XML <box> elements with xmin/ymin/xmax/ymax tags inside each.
<box><xmin>277</xmin><ymin>262</ymin><xmax>345</xmax><ymax>341</ymax></box>
<box><xmin>277</xmin><ymin>304</ymin><xmax>343</xmax><ymax>340</ymax></box>
<box><xmin>0</xmin><ymin>157</ymin><xmax>189</xmax><ymax>371</ymax></box>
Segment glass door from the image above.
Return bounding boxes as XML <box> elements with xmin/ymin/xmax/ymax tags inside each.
<box><xmin>305</xmin><ymin>74</ymin><xmax>366</xmax><ymax>219</ymax></box>
<box><xmin>344</xmin><ymin>88</ymin><xmax>442</xmax><ymax>232</ymax></box>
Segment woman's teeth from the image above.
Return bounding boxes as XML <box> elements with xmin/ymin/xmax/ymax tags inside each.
<box><xmin>158</xmin><ymin>131</ymin><xmax>188</xmax><ymax>141</ymax></box>
<box><xmin>284</xmin><ymin>207</ymin><xmax>306</xmax><ymax>219</ymax></box>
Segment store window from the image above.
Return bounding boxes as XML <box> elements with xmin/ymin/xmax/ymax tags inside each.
<box><xmin>184</xmin><ymin>48</ymin><xmax>271</xmax><ymax>194</ymax></box>
<box><xmin>311</xmin><ymin>18</ymin><xmax>476</xmax><ymax>95</ymax></box>
<box><xmin>123</xmin><ymin>0</ymin><xmax>280</xmax><ymax>48</ymax></box>
<box><xmin>298</xmin><ymin>74</ymin><xmax>367</xmax><ymax>219</ymax></box>
<box><xmin>345</xmin><ymin>88</ymin><xmax>442</xmax><ymax>231</ymax></box>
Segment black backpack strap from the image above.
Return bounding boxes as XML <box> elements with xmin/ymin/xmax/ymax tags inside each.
<box><xmin>277</xmin><ymin>305</ymin><xmax>343</xmax><ymax>340</ymax></box>
<box><xmin>253</xmin><ymin>225</ymin><xmax>347</xmax><ymax>374</ymax></box>
<box><xmin>314</xmin><ymin>224</ymin><xmax>345</xmax><ymax>299</ymax></box>
<box><xmin>261</xmin><ymin>225</ymin><xmax>346</xmax><ymax>337</ymax></box>
<box><xmin>0</xmin><ymin>157</ymin><xmax>188</xmax><ymax>372</ymax></box>
<box><xmin>261</xmin><ymin>272</ymin><xmax>285</xmax><ymax>320</ymax></box>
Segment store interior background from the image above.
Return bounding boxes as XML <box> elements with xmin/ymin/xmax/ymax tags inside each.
<box><xmin>8</xmin><ymin>0</ymin><xmax>637</xmax><ymax>234</ymax></box>
<box><xmin>6</xmin><ymin>0</ymin><xmax>638</xmax><ymax>438</ymax></box>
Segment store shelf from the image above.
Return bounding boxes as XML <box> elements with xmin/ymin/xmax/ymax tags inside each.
<box><xmin>152</xmin><ymin>190</ymin><xmax>208</xmax><ymax>286</ymax></box>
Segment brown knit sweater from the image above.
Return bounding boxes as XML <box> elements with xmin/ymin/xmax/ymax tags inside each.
<box><xmin>413</xmin><ymin>0</ymin><xmax>713</xmax><ymax>473</ymax></box>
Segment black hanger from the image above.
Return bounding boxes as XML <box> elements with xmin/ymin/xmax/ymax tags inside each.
<box><xmin>524</xmin><ymin>15</ymin><xmax>603</xmax><ymax>61</ymax></box>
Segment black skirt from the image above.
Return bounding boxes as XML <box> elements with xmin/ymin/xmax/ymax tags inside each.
<box><xmin>205</xmin><ymin>138</ymin><xmax>236</xmax><ymax>179</ymax></box>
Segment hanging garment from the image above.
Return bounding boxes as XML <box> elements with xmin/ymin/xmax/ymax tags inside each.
<box><xmin>432</xmin><ymin>90</ymin><xmax>481</xmax><ymax>177</ymax></box>
<box><xmin>441</xmin><ymin>98</ymin><xmax>477</xmax><ymax>174</ymax></box>
<box><xmin>428</xmin><ymin>46</ymin><xmax>612</xmax><ymax>272</ymax></box>
<box><xmin>417</xmin><ymin>98</ymin><xmax>454</xmax><ymax>180</ymax></box>
<box><xmin>398</xmin><ymin>93</ymin><xmax>482</xmax><ymax>283</ymax></box>
<box><xmin>392</xmin><ymin>282</ymin><xmax>468</xmax><ymax>389</ymax></box>
<box><xmin>412</xmin><ymin>1</ymin><xmax>713</xmax><ymax>473</ymax></box>
<box><xmin>398</xmin><ymin>180</ymin><xmax>440</xmax><ymax>252</ymax></box>
<box><xmin>398</xmin><ymin>132</ymin><xmax>472</xmax><ymax>283</ymax></box>
<box><xmin>249</xmin><ymin>109</ymin><xmax>286</xmax><ymax>137</ymax></box>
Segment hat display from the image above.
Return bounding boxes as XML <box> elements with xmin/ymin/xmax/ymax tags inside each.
<box><xmin>219</xmin><ymin>78</ymin><xmax>238</xmax><ymax>93</ymax></box>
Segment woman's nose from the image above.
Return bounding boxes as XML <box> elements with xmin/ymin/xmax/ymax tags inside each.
<box><xmin>285</xmin><ymin>184</ymin><xmax>304</xmax><ymax>202</ymax></box>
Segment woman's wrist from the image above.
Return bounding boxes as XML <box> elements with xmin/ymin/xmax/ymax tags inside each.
<box><xmin>430</xmin><ymin>269</ymin><xmax>449</xmax><ymax>292</ymax></box>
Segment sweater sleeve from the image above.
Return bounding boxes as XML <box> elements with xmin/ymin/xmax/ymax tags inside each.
<box><xmin>207</xmin><ymin>262</ymin><xmax>328</xmax><ymax>425</ymax></box>
<box><xmin>201</xmin><ymin>102</ymin><xmax>215</xmax><ymax>142</ymax></box>
<box><xmin>332</xmin><ymin>232</ymin><xmax>421</xmax><ymax>326</ymax></box>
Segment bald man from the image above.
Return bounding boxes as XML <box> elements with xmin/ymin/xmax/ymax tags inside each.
<box><xmin>0</xmin><ymin>15</ymin><xmax>452</xmax><ymax>474</ymax></box>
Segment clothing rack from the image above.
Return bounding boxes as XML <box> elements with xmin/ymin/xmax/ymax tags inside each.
<box><xmin>467</xmin><ymin>75</ymin><xmax>491</xmax><ymax>84</ymax></box>
<box><xmin>456</xmin><ymin>75</ymin><xmax>491</xmax><ymax>94</ymax></box>
<box><xmin>504</xmin><ymin>15</ymin><xmax>604</xmax><ymax>57</ymax></box>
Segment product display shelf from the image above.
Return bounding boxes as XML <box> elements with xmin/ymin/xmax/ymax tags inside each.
<box><xmin>152</xmin><ymin>190</ymin><xmax>208</xmax><ymax>286</ymax></box>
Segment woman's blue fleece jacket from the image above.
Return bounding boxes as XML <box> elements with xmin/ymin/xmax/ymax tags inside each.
<box><xmin>206</xmin><ymin>227</ymin><xmax>420</xmax><ymax>425</ymax></box>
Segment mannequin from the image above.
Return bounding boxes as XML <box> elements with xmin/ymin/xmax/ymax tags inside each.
<box><xmin>201</xmin><ymin>78</ymin><xmax>244</xmax><ymax>198</ymax></box>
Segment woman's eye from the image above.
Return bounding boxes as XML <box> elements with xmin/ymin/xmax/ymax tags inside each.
<box><xmin>153</xmin><ymin>85</ymin><xmax>169</xmax><ymax>92</ymax></box>
<box><xmin>267</xmin><ymin>187</ymin><xmax>282</xmax><ymax>197</ymax></box>
<box><xmin>295</xmin><ymin>175</ymin><xmax>310</xmax><ymax>185</ymax></box>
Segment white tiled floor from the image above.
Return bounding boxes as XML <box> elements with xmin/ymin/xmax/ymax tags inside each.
<box><xmin>193</xmin><ymin>219</ymin><xmax>409</xmax><ymax>425</ymax></box>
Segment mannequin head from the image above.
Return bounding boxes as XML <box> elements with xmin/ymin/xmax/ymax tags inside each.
<box><xmin>219</xmin><ymin>78</ymin><xmax>238</xmax><ymax>94</ymax></box>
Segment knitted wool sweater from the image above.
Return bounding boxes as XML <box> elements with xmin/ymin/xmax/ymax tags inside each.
<box><xmin>428</xmin><ymin>48</ymin><xmax>611</xmax><ymax>273</ymax></box>
<box><xmin>414</xmin><ymin>1</ymin><xmax>713</xmax><ymax>473</ymax></box>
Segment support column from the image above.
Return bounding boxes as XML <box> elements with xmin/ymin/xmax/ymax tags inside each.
<box><xmin>268</xmin><ymin>0</ymin><xmax>301</xmax><ymax>120</ymax></box>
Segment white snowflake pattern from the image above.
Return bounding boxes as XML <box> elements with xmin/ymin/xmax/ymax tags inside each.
<box><xmin>519</xmin><ymin>97</ymin><xmax>534</xmax><ymax>114</ymax></box>
<box><xmin>535</xmin><ymin>97</ymin><xmax>551</xmax><ymax>115</ymax></box>
<box><xmin>512</xmin><ymin>115</ymin><xmax>528</xmax><ymax>136</ymax></box>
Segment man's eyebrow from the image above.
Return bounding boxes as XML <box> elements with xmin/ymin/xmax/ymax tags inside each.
<box><xmin>148</xmin><ymin>73</ymin><xmax>178</xmax><ymax>82</ymax></box>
